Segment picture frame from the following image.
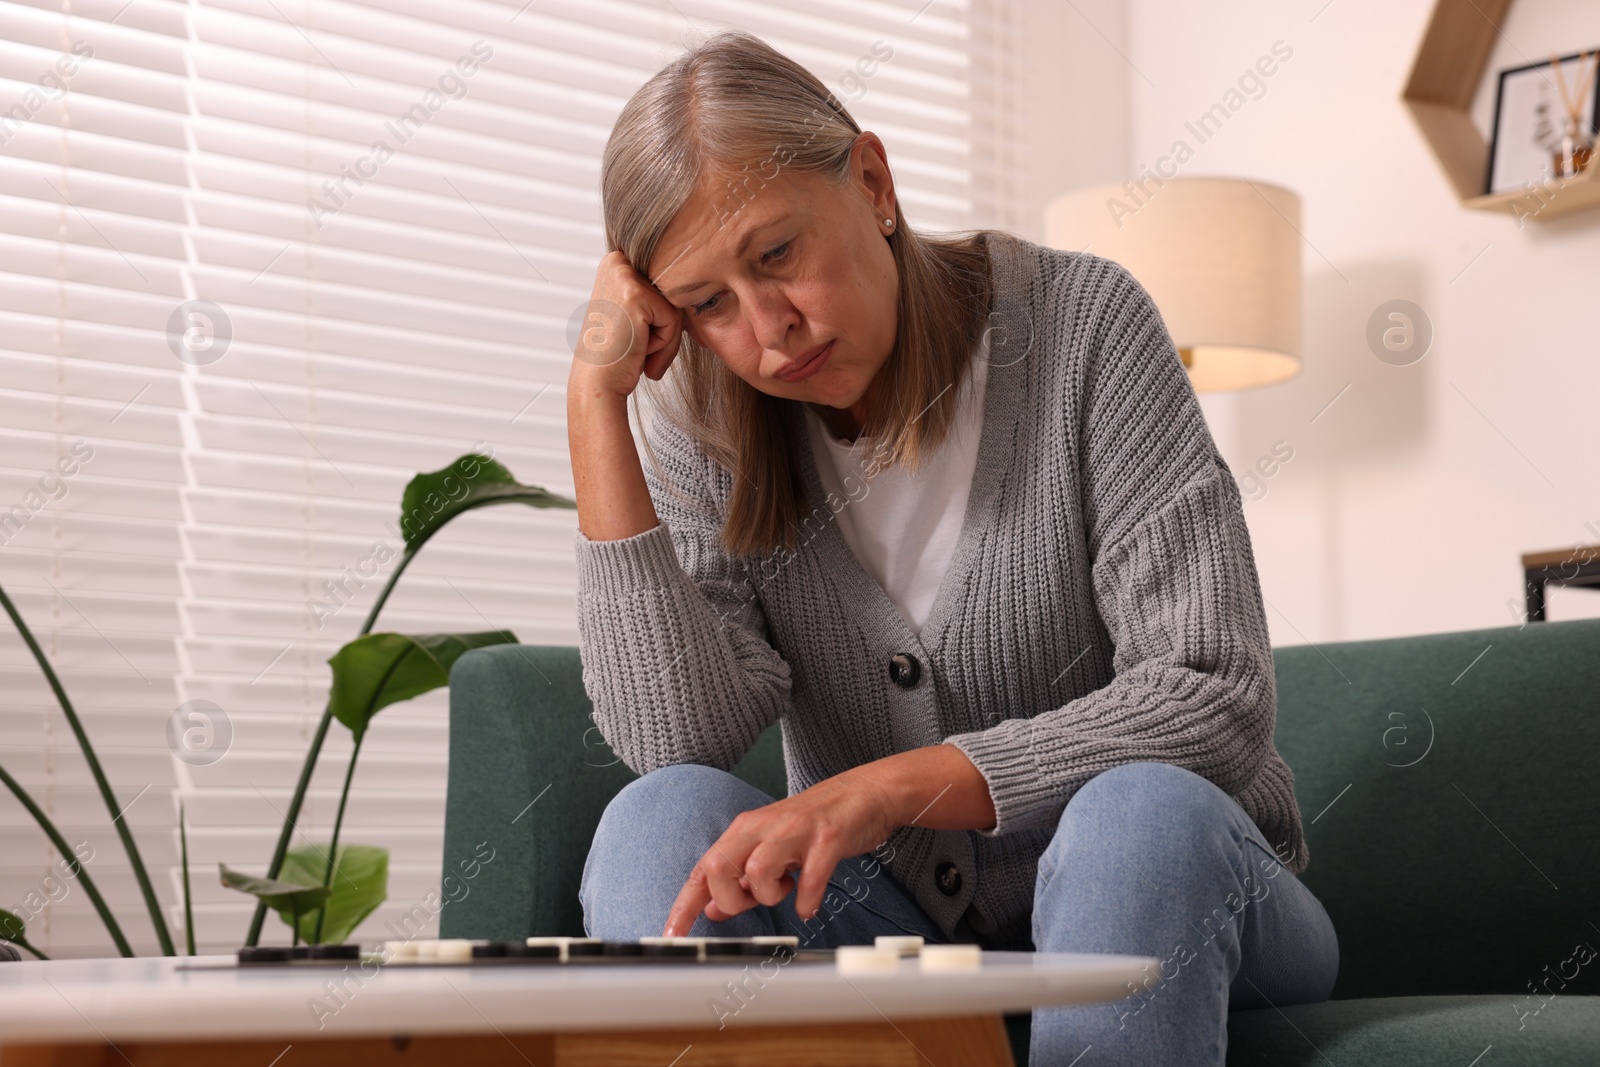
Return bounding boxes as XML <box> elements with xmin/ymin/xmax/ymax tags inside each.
<box><xmin>1485</xmin><ymin>50</ymin><xmax>1600</xmax><ymax>195</ymax></box>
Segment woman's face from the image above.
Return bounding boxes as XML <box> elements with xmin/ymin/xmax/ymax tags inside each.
<box><xmin>645</xmin><ymin>134</ymin><xmax>899</xmax><ymax>419</ymax></box>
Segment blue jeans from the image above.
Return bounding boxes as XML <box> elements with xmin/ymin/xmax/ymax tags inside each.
<box><xmin>579</xmin><ymin>760</ymin><xmax>1340</xmax><ymax>1065</ymax></box>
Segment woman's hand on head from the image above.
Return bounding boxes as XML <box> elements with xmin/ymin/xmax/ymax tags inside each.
<box><xmin>569</xmin><ymin>250</ymin><xmax>687</xmax><ymax>401</ymax></box>
<box><xmin>661</xmin><ymin>765</ymin><xmax>900</xmax><ymax>937</ymax></box>
<box><xmin>564</xmin><ymin>250</ymin><xmax>681</xmax><ymax>541</ymax></box>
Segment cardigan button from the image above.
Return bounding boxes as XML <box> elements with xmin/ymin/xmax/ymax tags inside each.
<box><xmin>888</xmin><ymin>652</ymin><xmax>921</xmax><ymax>689</ymax></box>
<box><xmin>934</xmin><ymin>861</ymin><xmax>962</xmax><ymax>896</ymax></box>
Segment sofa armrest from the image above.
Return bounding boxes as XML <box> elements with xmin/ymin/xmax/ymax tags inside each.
<box><xmin>439</xmin><ymin>645</ymin><xmax>621</xmax><ymax>938</ymax></box>
<box><xmin>440</xmin><ymin>644</ymin><xmax>788</xmax><ymax>940</ymax></box>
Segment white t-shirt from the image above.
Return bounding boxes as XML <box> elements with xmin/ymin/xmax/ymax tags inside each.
<box><xmin>802</xmin><ymin>343</ymin><xmax>990</xmax><ymax>636</ymax></box>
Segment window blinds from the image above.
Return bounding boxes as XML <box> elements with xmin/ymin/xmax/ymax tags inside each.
<box><xmin>0</xmin><ymin>0</ymin><xmax>1024</xmax><ymax>957</ymax></box>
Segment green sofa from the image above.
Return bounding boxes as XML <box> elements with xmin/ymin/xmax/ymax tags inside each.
<box><xmin>441</xmin><ymin>617</ymin><xmax>1600</xmax><ymax>1065</ymax></box>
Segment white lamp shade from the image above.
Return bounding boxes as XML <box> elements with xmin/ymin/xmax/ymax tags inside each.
<box><xmin>1045</xmin><ymin>178</ymin><xmax>1303</xmax><ymax>392</ymax></box>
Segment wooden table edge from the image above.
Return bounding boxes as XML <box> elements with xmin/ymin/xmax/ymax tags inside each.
<box><xmin>0</xmin><ymin>1012</ymin><xmax>1019</xmax><ymax>1067</ymax></box>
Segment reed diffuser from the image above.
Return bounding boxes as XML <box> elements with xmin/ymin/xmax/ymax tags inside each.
<box><xmin>1550</xmin><ymin>50</ymin><xmax>1597</xmax><ymax>179</ymax></box>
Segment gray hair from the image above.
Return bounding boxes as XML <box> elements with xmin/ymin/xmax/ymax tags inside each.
<box><xmin>599</xmin><ymin>29</ymin><xmax>992</xmax><ymax>558</ymax></box>
<box><xmin>602</xmin><ymin>29</ymin><xmax>865</xmax><ymax>279</ymax></box>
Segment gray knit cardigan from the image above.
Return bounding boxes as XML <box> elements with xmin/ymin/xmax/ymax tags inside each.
<box><xmin>573</xmin><ymin>231</ymin><xmax>1307</xmax><ymax>947</ymax></box>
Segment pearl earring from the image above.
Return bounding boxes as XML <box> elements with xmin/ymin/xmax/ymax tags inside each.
<box><xmin>884</xmin><ymin>217</ymin><xmax>894</xmax><ymax>228</ymax></box>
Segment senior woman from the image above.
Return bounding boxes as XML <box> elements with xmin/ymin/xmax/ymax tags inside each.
<box><xmin>566</xmin><ymin>29</ymin><xmax>1338</xmax><ymax>1066</ymax></box>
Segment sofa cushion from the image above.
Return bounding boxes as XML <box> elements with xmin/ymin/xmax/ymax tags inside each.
<box><xmin>1270</xmin><ymin>617</ymin><xmax>1600</xmax><ymax>1000</ymax></box>
<box><xmin>1227</xmin><ymin>994</ymin><xmax>1600</xmax><ymax>1065</ymax></box>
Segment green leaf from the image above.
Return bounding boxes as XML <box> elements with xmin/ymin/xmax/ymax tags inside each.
<box><xmin>395</xmin><ymin>454</ymin><xmax>574</xmax><ymax>554</ymax></box>
<box><xmin>280</xmin><ymin>844</ymin><xmax>388</xmax><ymax>945</ymax></box>
<box><xmin>0</xmin><ymin>909</ymin><xmax>47</xmax><ymax>959</ymax></box>
<box><xmin>180</xmin><ymin>801</ymin><xmax>195</xmax><ymax>956</ymax></box>
<box><xmin>328</xmin><ymin>631</ymin><xmax>517</xmax><ymax>742</ymax></box>
<box><xmin>218</xmin><ymin>865</ymin><xmax>331</xmax><ymax>915</ymax></box>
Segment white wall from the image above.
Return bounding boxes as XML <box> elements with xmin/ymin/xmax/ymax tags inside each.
<box><xmin>1030</xmin><ymin>0</ymin><xmax>1600</xmax><ymax>644</ymax></box>
<box><xmin>1014</xmin><ymin>0</ymin><xmax>1130</xmax><ymax>242</ymax></box>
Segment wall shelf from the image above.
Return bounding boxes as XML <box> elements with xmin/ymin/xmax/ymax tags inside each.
<box><xmin>1404</xmin><ymin>0</ymin><xmax>1600</xmax><ymax>222</ymax></box>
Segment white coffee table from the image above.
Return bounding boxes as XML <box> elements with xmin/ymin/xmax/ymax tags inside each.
<box><xmin>0</xmin><ymin>949</ymin><xmax>1156</xmax><ymax>1066</ymax></box>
